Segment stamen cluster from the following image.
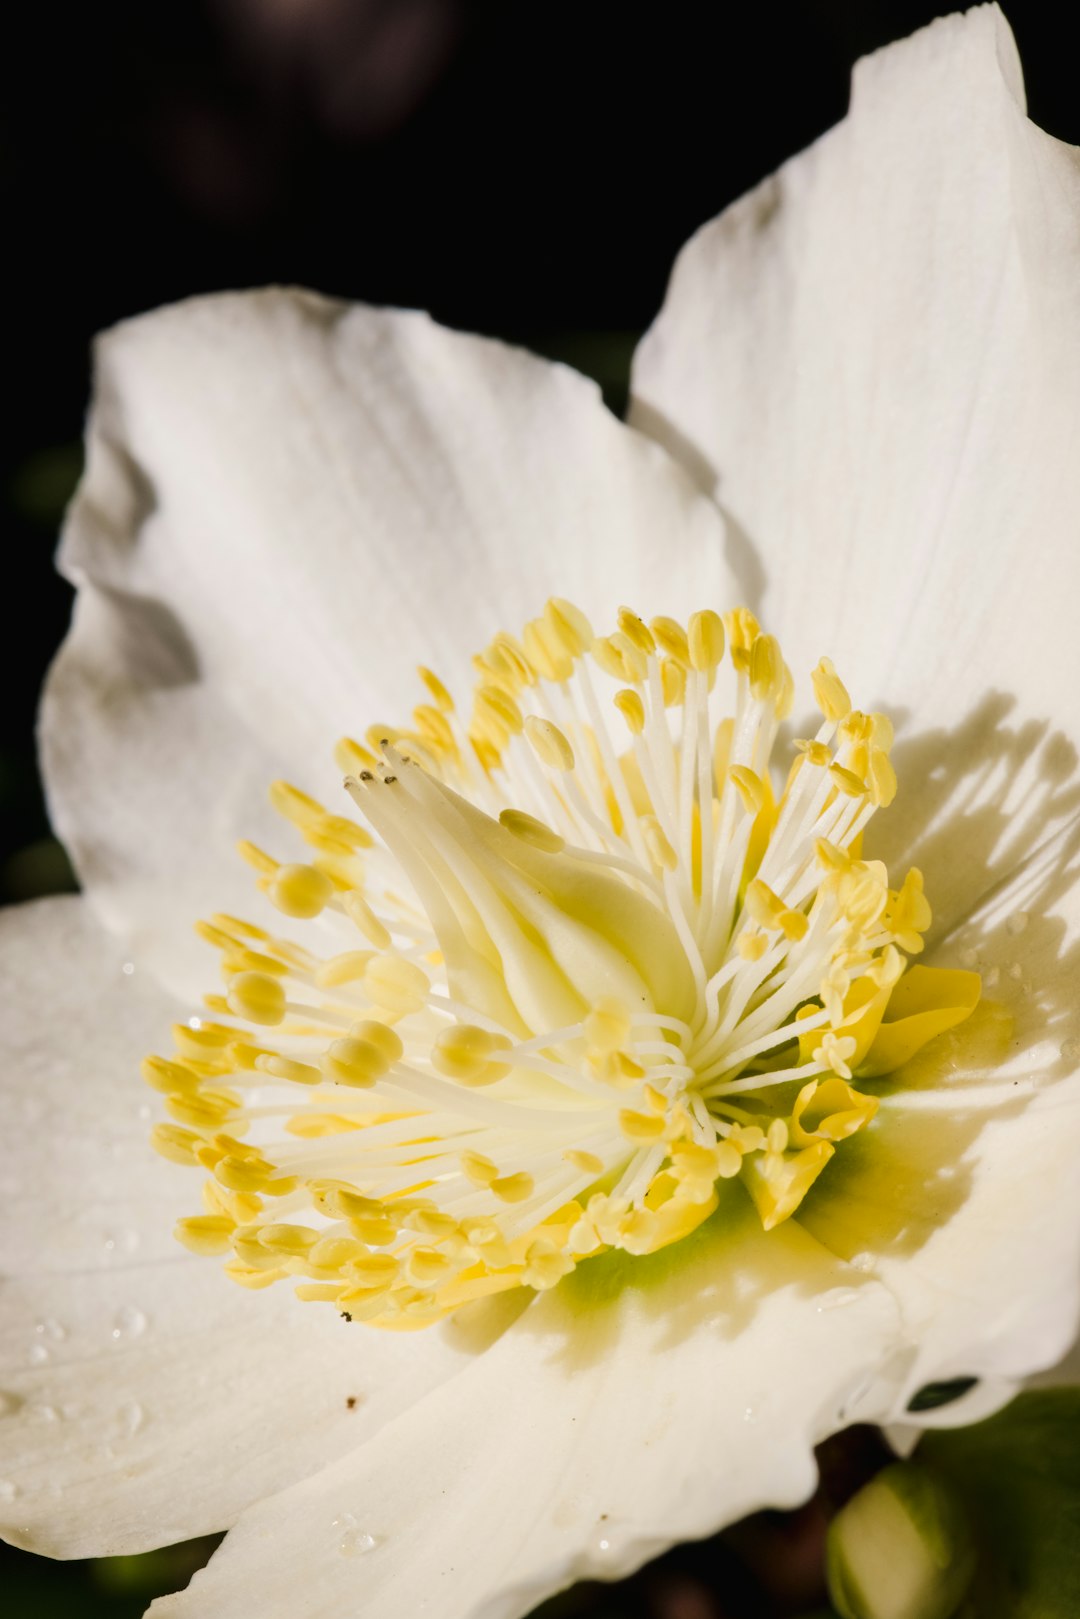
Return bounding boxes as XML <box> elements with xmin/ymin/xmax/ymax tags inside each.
<box><xmin>148</xmin><ymin>602</ymin><xmax>933</xmax><ymax>1327</ymax></box>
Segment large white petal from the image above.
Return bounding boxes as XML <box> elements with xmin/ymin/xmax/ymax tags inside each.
<box><xmin>0</xmin><ymin>899</ymin><xmax>511</xmax><ymax>1556</ymax></box>
<box><xmin>43</xmin><ymin>293</ymin><xmax>734</xmax><ymax>991</ymax></box>
<box><xmin>798</xmin><ymin>815</ymin><xmax>1080</xmax><ymax>1413</ymax></box>
<box><xmin>631</xmin><ymin>5</ymin><xmax>1080</xmax><ymax>936</ymax></box>
<box><xmin>151</xmin><ymin>1196</ymin><xmax>901</xmax><ymax>1619</ymax></box>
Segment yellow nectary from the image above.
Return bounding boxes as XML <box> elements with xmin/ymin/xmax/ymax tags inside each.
<box><xmin>148</xmin><ymin>601</ymin><xmax>979</xmax><ymax>1328</ymax></box>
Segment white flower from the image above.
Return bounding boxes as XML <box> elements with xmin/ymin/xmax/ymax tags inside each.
<box><xmin>2</xmin><ymin>7</ymin><xmax>1079</xmax><ymax>1617</ymax></box>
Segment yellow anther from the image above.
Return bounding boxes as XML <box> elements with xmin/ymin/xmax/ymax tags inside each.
<box><xmin>868</xmin><ymin>748</ymin><xmax>898</xmax><ymax>808</ymax></box>
<box><xmin>236</xmin><ymin>840</ymin><xmax>279</xmax><ymax>876</ymax></box>
<box><xmin>888</xmin><ymin>868</ymin><xmax>932</xmax><ymax>953</ymax></box>
<box><xmin>258</xmin><ymin>1224</ymin><xmax>318</xmax><ymax>1256</ymax></box>
<box><xmin>642</xmin><ymin>815</ymin><xmax>677</xmax><ymax>872</ymax></box>
<box><xmin>175</xmin><ymin>1215</ymin><xmax>235</xmax><ymax>1256</ymax></box>
<box><xmin>307</xmin><ymin>1235</ymin><xmax>367</xmax><ymax>1272</ymax></box>
<box><xmin>688</xmin><ymin>609</ymin><xmax>725</xmax><ymax>672</ymax></box>
<box><xmin>745</xmin><ymin>879</ymin><xmax>788</xmax><ymax>932</ymax></box>
<box><xmin>166</xmin><ymin>1089</ymin><xmax>240</xmax><ymax>1130</ymax></box>
<box><xmin>616</xmin><ymin>607</ymin><xmax>655</xmax><ymax>655</ymax></box>
<box><xmin>749</xmin><ymin>634</ymin><xmax>784</xmax><ymax>701</ymax></box>
<box><xmin>614</xmin><ymin>688</ymin><xmax>646</xmax><ymax>734</ymax></box>
<box><xmin>406</xmin><ymin>1248</ymin><xmax>454</xmax><ymax>1286</ymax></box>
<box><xmin>829</xmin><ymin>763</ymin><xmax>868</xmax><ymax>798</ymax></box>
<box><xmin>779</xmin><ymin>909</ymin><xmax>810</xmax><ymax>942</ymax></box>
<box><xmin>522</xmin><ymin>617</ymin><xmax>573</xmax><ymax>683</ymax></box>
<box><xmin>767</xmin><ymin>1118</ymin><xmax>790</xmax><ymax>1154</ymax></box>
<box><xmin>226</xmin><ymin>971</ymin><xmax>286</xmax><ymax>1027</ymax></box>
<box><xmin>460</xmin><ymin>1150</ymin><xmax>498</xmax><ymax>1187</ymax></box>
<box><xmin>340</xmin><ymin>892</ymin><xmax>392</xmax><ymax>950</ymax></box>
<box><xmin>322</xmin><ymin>1032</ymin><xmax>393</xmax><ymax>1088</ymax></box>
<box><xmin>714</xmin><ymin>1141</ymin><xmax>743</xmax><ymax>1179</ymax></box>
<box><xmin>431</xmin><ymin>1024</ymin><xmax>512</xmax><ymax>1086</ymax></box>
<box><xmin>660</xmin><ymin>656</ymin><xmax>687</xmax><ymax>707</ymax></box>
<box><xmin>348</xmin><ymin>1253</ymin><xmax>400</xmax><ymax>1289</ymax></box>
<box><xmin>813</xmin><ymin>1031</ymin><xmax>858</xmax><ymax>1081</ymax></box>
<box><xmin>269</xmin><ymin>863</ymin><xmax>334</xmax><ymax>919</ymax></box>
<box><xmin>363</xmin><ymin>955</ymin><xmax>429</xmax><ymax>1015</ymax></box>
<box><xmin>524</xmin><ymin>714</ymin><xmax>575</xmax><ymax>771</ymax></box>
<box><xmin>795</xmin><ymin>739</ymin><xmax>832</xmax><ymax>769</ymax></box>
<box><xmin>523</xmin><ymin>1239</ymin><xmax>575</xmax><ymax>1291</ymax></box>
<box><xmin>413</xmin><ymin>704</ymin><xmax>455</xmax><ymax>753</ymax></box>
<box><xmin>269</xmin><ymin>779</ymin><xmax>323</xmax><ymax>827</ymax></box>
<box><xmin>172</xmin><ymin>1020</ymin><xmax>236</xmax><ymax>1057</ymax></box>
<box><xmin>253</xmin><ymin>1054</ymin><xmax>321</xmax><ymax>1087</ymax></box>
<box><xmin>309</xmin><ymin>813</ymin><xmax>373</xmax><ymax>853</ymax></box>
<box><xmin>333</xmin><ymin>736</ymin><xmax>378</xmax><ymax>775</ymax></box>
<box><xmin>499</xmin><ymin>808</ymin><xmax>565</xmax><ymax>853</ymax></box>
<box><xmin>816</xmin><ymin>838</ymin><xmax>851</xmax><ymax>874</ymax></box>
<box><xmin>491</xmin><ymin>1172</ymin><xmax>535</xmax><ymax>1204</ymax></box>
<box><xmin>738</xmin><ymin>931</ymin><xmax>769</xmax><ymax>962</ymax></box>
<box><xmin>723</xmin><ymin>606</ymin><xmax>760</xmax><ymax>668</ymax></box>
<box><xmin>563</xmin><ymin>1149</ymin><xmax>604</xmax><ymax>1176</ymax></box>
<box><xmin>619</xmin><ymin>1108</ymin><xmax>666</xmax><ymax>1143</ymax></box>
<box><xmin>728</xmin><ymin>765</ymin><xmax>766</xmax><ymax>815</ymax></box>
<box><xmin>220</xmin><ymin>948</ymin><xmax>288</xmax><ymax>979</ymax></box>
<box><xmin>474</xmin><ymin>683</ymin><xmax>524</xmax><ymax>737</ymax></box>
<box><xmin>141</xmin><ymin>1055</ymin><xmax>201</xmax><ymax>1095</ymax></box>
<box><xmin>583</xmin><ymin>995</ymin><xmax>631</xmax><ymax>1053</ymax></box>
<box><xmin>650</xmin><ymin>616</ymin><xmax>690</xmax><ymax>665</ymax></box>
<box><xmin>590</xmin><ymin>635</ymin><xmax>632</xmax><ymax>684</ymax></box>
<box><xmin>811</xmin><ymin>656</ymin><xmax>852</xmax><ymax>723</ymax></box>
<box><xmin>417</xmin><ymin>665</ymin><xmax>454</xmax><ymax>711</ymax></box>
<box><xmin>545</xmin><ymin>597</ymin><xmax>593</xmax><ymax>658</ymax></box>
<box><xmin>314</xmin><ymin>951</ymin><xmax>374</xmax><ymax>989</ymax></box>
<box><xmin>151</xmin><ymin>1124</ymin><xmax>205</xmax><ymax>1165</ymax></box>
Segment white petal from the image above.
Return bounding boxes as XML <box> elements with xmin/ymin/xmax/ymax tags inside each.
<box><xmin>0</xmin><ymin>899</ymin><xmax>510</xmax><ymax>1556</ymax></box>
<box><xmin>631</xmin><ymin>5</ymin><xmax>1080</xmax><ymax>934</ymax></box>
<box><xmin>150</xmin><ymin>1197</ymin><xmax>901</xmax><ymax>1619</ymax></box>
<box><xmin>44</xmin><ymin>292</ymin><xmax>734</xmax><ymax>991</ymax></box>
<box><xmin>798</xmin><ymin>819</ymin><xmax>1080</xmax><ymax>1412</ymax></box>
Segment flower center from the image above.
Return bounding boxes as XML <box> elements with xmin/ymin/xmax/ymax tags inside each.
<box><xmin>147</xmin><ymin>601</ymin><xmax>979</xmax><ymax>1328</ymax></box>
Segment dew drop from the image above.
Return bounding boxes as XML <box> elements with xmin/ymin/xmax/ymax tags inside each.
<box><xmin>0</xmin><ymin>1479</ymin><xmax>19</xmax><ymax>1503</ymax></box>
<box><xmin>983</xmin><ymin>966</ymin><xmax>1000</xmax><ymax>988</ymax></box>
<box><xmin>816</xmin><ymin>1287</ymin><xmax>864</xmax><ymax>1313</ymax></box>
<box><xmin>103</xmin><ymin>1229</ymin><xmax>140</xmax><ymax>1258</ymax></box>
<box><xmin>35</xmin><ymin>1318</ymin><xmax>66</xmax><ymax>1343</ymax></box>
<box><xmin>1005</xmin><ymin>912</ymin><xmax>1029</xmax><ymax>937</ymax></box>
<box><xmin>1007</xmin><ymin>962</ymin><xmax>1024</xmax><ymax>982</ymax></box>
<box><xmin>121</xmin><ymin>961</ymin><xmax>136</xmax><ymax>976</ymax></box>
<box><xmin>117</xmin><ymin>1401</ymin><xmax>145</xmax><ymax>1438</ymax></box>
<box><xmin>742</xmin><ymin>1405</ymin><xmax>758</xmax><ymax>1424</ymax></box>
<box><xmin>332</xmin><ymin>1513</ymin><xmax>377</xmax><ymax>1558</ymax></box>
<box><xmin>111</xmin><ymin>1305</ymin><xmax>148</xmax><ymax>1342</ymax></box>
<box><xmin>1061</xmin><ymin>1038</ymin><xmax>1080</xmax><ymax>1063</ymax></box>
<box><xmin>594</xmin><ymin>1536</ymin><xmax>613</xmax><ymax>1557</ymax></box>
<box><xmin>957</xmin><ymin>947</ymin><xmax>978</xmax><ymax>969</ymax></box>
<box><xmin>28</xmin><ymin>1344</ymin><xmax>49</xmax><ymax>1367</ymax></box>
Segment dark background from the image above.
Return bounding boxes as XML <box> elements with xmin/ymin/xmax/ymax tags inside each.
<box><xmin>1</xmin><ymin>2</ymin><xmax>1073</xmax><ymax>1612</ymax></box>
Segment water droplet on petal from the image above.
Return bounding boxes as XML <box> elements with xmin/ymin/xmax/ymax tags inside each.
<box><xmin>1005</xmin><ymin>912</ymin><xmax>1029</xmax><ymax>937</ymax></box>
<box><xmin>333</xmin><ymin>1513</ymin><xmax>378</xmax><ymax>1558</ymax></box>
<box><xmin>111</xmin><ymin>1305</ymin><xmax>148</xmax><ymax>1342</ymax></box>
<box><xmin>122</xmin><ymin>961</ymin><xmax>136</xmax><ymax>976</ymax></box>
<box><xmin>742</xmin><ymin>1405</ymin><xmax>758</xmax><ymax>1424</ymax></box>
<box><xmin>816</xmin><ymin>1287</ymin><xmax>864</xmax><ymax>1313</ymax></box>
<box><xmin>28</xmin><ymin>1344</ymin><xmax>49</xmax><ymax>1367</ymax></box>
<box><xmin>117</xmin><ymin>1401</ymin><xmax>145</xmax><ymax>1438</ymax></box>
<box><xmin>957</xmin><ymin>947</ymin><xmax>978</xmax><ymax>969</ymax></box>
<box><xmin>35</xmin><ymin>1318</ymin><xmax>66</xmax><ymax>1342</ymax></box>
<box><xmin>104</xmin><ymin>1229</ymin><xmax>140</xmax><ymax>1257</ymax></box>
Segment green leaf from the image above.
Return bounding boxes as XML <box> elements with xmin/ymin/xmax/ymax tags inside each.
<box><xmin>920</xmin><ymin>1389</ymin><xmax>1080</xmax><ymax>1618</ymax></box>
